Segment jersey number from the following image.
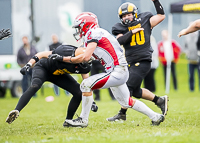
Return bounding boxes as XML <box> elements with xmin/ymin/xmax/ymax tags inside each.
<box><xmin>128</xmin><ymin>24</ymin><xmax>145</xmax><ymax>46</ymax></box>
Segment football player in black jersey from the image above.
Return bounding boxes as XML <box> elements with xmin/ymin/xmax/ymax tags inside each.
<box><xmin>107</xmin><ymin>0</ymin><xmax>168</xmax><ymax>122</ymax></box>
<box><xmin>6</xmin><ymin>44</ymin><xmax>98</xmax><ymax>126</ymax></box>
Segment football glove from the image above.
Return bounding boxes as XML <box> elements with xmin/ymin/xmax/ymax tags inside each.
<box><xmin>0</xmin><ymin>29</ymin><xmax>12</xmax><ymax>40</ymax></box>
<box><xmin>48</xmin><ymin>54</ymin><xmax>63</xmax><ymax>61</ymax></box>
<box><xmin>20</xmin><ymin>63</ymin><xmax>31</xmax><ymax>75</ymax></box>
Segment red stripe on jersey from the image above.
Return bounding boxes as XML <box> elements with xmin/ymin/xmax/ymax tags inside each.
<box><xmin>98</xmin><ymin>37</ymin><xmax>119</xmax><ymax>66</ymax></box>
<box><xmin>91</xmin><ymin>75</ymin><xmax>110</xmax><ymax>90</ymax></box>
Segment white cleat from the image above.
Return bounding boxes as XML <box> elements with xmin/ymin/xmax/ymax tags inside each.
<box><xmin>151</xmin><ymin>114</ymin><xmax>165</xmax><ymax>126</ymax></box>
<box><xmin>65</xmin><ymin>117</ymin><xmax>88</xmax><ymax>128</ymax></box>
<box><xmin>6</xmin><ymin>110</ymin><xmax>19</xmax><ymax>124</ymax></box>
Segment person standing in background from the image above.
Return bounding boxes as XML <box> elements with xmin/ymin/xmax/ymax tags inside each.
<box><xmin>158</xmin><ymin>30</ymin><xmax>181</xmax><ymax>90</ymax></box>
<box><xmin>197</xmin><ymin>31</ymin><xmax>200</xmax><ymax>72</ymax></box>
<box><xmin>178</xmin><ymin>19</ymin><xmax>200</xmax><ymax>75</ymax></box>
<box><xmin>49</xmin><ymin>34</ymin><xmax>62</xmax><ymax>51</ymax></box>
<box><xmin>144</xmin><ymin>35</ymin><xmax>159</xmax><ymax>92</ymax></box>
<box><xmin>17</xmin><ymin>36</ymin><xmax>38</xmax><ymax>93</ymax></box>
<box><xmin>184</xmin><ymin>30</ymin><xmax>200</xmax><ymax>91</ymax></box>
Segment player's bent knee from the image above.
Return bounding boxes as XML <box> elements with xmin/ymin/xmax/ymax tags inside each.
<box><xmin>31</xmin><ymin>78</ymin><xmax>43</xmax><ymax>89</ymax></box>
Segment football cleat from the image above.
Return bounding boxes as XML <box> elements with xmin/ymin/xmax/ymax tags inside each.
<box><xmin>65</xmin><ymin>117</ymin><xmax>88</xmax><ymax>128</ymax></box>
<box><xmin>6</xmin><ymin>110</ymin><xmax>19</xmax><ymax>124</ymax></box>
<box><xmin>151</xmin><ymin>114</ymin><xmax>165</xmax><ymax>126</ymax></box>
<box><xmin>91</xmin><ymin>101</ymin><xmax>98</xmax><ymax>112</ymax></box>
<box><xmin>63</xmin><ymin>119</ymin><xmax>70</xmax><ymax>127</ymax></box>
<box><xmin>156</xmin><ymin>95</ymin><xmax>169</xmax><ymax>116</ymax></box>
<box><xmin>106</xmin><ymin>111</ymin><xmax>126</xmax><ymax>122</ymax></box>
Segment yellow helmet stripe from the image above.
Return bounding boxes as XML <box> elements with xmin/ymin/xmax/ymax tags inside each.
<box><xmin>118</xmin><ymin>8</ymin><xmax>122</xmax><ymax>15</ymax></box>
<box><xmin>127</xmin><ymin>4</ymin><xmax>134</xmax><ymax>12</ymax></box>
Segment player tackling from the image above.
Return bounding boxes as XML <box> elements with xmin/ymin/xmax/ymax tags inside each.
<box><xmin>51</xmin><ymin>12</ymin><xmax>165</xmax><ymax>127</ymax></box>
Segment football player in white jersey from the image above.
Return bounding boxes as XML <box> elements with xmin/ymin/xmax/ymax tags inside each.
<box><xmin>51</xmin><ymin>12</ymin><xmax>165</xmax><ymax>127</ymax></box>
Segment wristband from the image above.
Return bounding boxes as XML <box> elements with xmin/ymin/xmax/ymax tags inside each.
<box><xmin>153</xmin><ymin>0</ymin><xmax>164</xmax><ymax>15</ymax></box>
<box><xmin>32</xmin><ymin>55</ymin><xmax>39</xmax><ymax>63</ymax></box>
<box><xmin>27</xmin><ymin>62</ymin><xmax>32</xmax><ymax>67</ymax></box>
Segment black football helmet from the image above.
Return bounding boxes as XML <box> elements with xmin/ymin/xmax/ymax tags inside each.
<box><xmin>118</xmin><ymin>2</ymin><xmax>138</xmax><ymax>25</ymax></box>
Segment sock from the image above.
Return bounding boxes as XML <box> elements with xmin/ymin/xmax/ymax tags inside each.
<box><xmin>80</xmin><ymin>95</ymin><xmax>93</xmax><ymax>121</ymax></box>
<box><xmin>152</xmin><ymin>95</ymin><xmax>159</xmax><ymax>104</ymax></box>
<box><xmin>120</xmin><ymin>108</ymin><xmax>127</xmax><ymax>114</ymax></box>
<box><xmin>132</xmin><ymin>99</ymin><xmax>157</xmax><ymax>120</ymax></box>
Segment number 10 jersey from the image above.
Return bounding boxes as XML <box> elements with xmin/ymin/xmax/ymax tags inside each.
<box><xmin>112</xmin><ymin>12</ymin><xmax>154</xmax><ymax>65</ymax></box>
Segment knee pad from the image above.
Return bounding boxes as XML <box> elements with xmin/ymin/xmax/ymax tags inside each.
<box><xmin>31</xmin><ymin>78</ymin><xmax>43</xmax><ymax>89</ymax></box>
<box><xmin>130</xmin><ymin>88</ymin><xmax>142</xmax><ymax>99</ymax></box>
<box><xmin>80</xmin><ymin>78</ymin><xmax>92</xmax><ymax>92</ymax></box>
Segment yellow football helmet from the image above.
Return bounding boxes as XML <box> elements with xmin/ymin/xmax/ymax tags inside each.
<box><xmin>118</xmin><ymin>2</ymin><xmax>138</xmax><ymax>25</ymax></box>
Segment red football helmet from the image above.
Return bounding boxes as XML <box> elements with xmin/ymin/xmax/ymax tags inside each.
<box><xmin>73</xmin><ymin>12</ymin><xmax>99</xmax><ymax>41</ymax></box>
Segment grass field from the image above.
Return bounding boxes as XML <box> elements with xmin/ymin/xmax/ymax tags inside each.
<box><xmin>0</xmin><ymin>58</ymin><xmax>200</xmax><ymax>143</ymax></box>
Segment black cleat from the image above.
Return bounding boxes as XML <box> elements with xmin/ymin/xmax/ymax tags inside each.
<box><xmin>156</xmin><ymin>95</ymin><xmax>169</xmax><ymax>116</ymax></box>
<box><xmin>106</xmin><ymin>111</ymin><xmax>126</xmax><ymax>122</ymax></box>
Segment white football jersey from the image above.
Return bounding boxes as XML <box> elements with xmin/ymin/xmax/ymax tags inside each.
<box><xmin>84</xmin><ymin>28</ymin><xmax>127</xmax><ymax>73</ymax></box>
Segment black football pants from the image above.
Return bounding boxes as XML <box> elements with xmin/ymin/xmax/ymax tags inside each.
<box><xmin>127</xmin><ymin>61</ymin><xmax>151</xmax><ymax>98</ymax></box>
<box><xmin>15</xmin><ymin>65</ymin><xmax>82</xmax><ymax>119</ymax></box>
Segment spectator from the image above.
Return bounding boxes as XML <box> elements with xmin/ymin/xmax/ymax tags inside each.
<box><xmin>158</xmin><ymin>30</ymin><xmax>181</xmax><ymax>90</ymax></box>
<box><xmin>49</xmin><ymin>34</ymin><xmax>62</xmax><ymax>51</ymax></box>
<box><xmin>184</xmin><ymin>30</ymin><xmax>200</xmax><ymax>91</ymax></box>
<box><xmin>91</xmin><ymin>60</ymin><xmax>115</xmax><ymax>101</ymax></box>
<box><xmin>178</xmin><ymin>19</ymin><xmax>200</xmax><ymax>75</ymax></box>
<box><xmin>197</xmin><ymin>31</ymin><xmax>200</xmax><ymax>71</ymax></box>
<box><xmin>144</xmin><ymin>36</ymin><xmax>159</xmax><ymax>92</ymax></box>
<box><xmin>17</xmin><ymin>36</ymin><xmax>37</xmax><ymax>93</ymax></box>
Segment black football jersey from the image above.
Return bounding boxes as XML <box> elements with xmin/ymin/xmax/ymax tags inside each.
<box><xmin>36</xmin><ymin>45</ymin><xmax>91</xmax><ymax>75</ymax></box>
<box><xmin>112</xmin><ymin>12</ymin><xmax>154</xmax><ymax>64</ymax></box>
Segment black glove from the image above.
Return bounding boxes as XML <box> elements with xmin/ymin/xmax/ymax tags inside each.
<box><xmin>0</xmin><ymin>29</ymin><xmax>12</xmax><ymax>40</ymax></box>
<box><xmin>20</xmin><ymin>63</ymin><xmax>31</xmax><ymax>75</ymax></box>
<box><xmin>48</xmin><ymin>54</ymin><xmax>63</xmax><ymax>61</ymax></box>
<box><xmin>91</xmin><ymin>101</ymin><xmax>98</xmax><ymax>112</ymax></box>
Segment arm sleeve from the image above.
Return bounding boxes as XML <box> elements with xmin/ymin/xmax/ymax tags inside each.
<box><xmin>153</xmin><ymin>0</ymin><xmax>164</xmax><ymax>15</ymax></box>
<box><xmin>117</xmin><ymin>31</ymin><xmax>133</xmax><ymax>45</ymax></box>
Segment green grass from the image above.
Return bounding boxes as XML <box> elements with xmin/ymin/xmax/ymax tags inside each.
<box><xmin>0</xmin><ymin>58</ymin><xmax>200</xmax><ymax>143</ymax></box>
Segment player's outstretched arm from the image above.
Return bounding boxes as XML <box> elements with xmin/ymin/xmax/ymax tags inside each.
<box><xmin>150</xmin><ymin>0</ymin><xmax>165</xmax><ymax>28</ymax></box>
<box><xmin>0</xmin><ymin>29</ymin><xmax>12</xmax><ymax>40</ymax></box>
<box><xmin>178</xmin><ymin>19</ymin><xmax>200</xmax><ymax>37</ymax></box>
<box><xmin>20</xmin><ymin>51</ymin><xmax>52</xmax><ymax>75</ymax></box>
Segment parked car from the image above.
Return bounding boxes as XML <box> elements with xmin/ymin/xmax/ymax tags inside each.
<box><xmin>0</xmin><ymin>55</ymin><xmax>22</xmax><ymax>98</ymax></box>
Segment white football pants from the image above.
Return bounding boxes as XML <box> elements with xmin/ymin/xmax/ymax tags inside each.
<box><xmin>80</xmin><ymin>65</ymin><xmax>131</xmax><ymax>108</ymax></box>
